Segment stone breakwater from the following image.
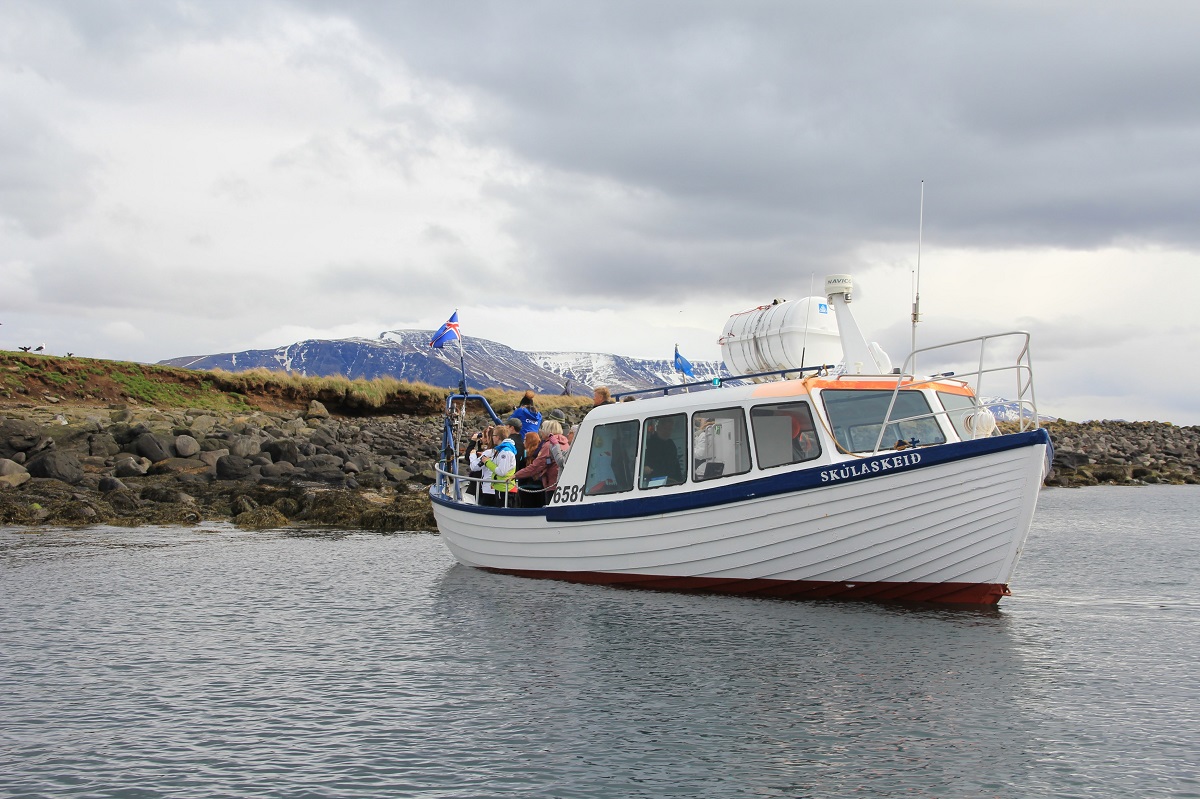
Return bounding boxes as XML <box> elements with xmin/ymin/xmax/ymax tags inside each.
<box><xmin>0</xmin><ymin>401</ymin><xmax>444</xmax><ymax>530</ymax></box>
<box><xmin>2</xmin><ymin>408</ymin><xmax>1196</xmax><ymax>530</ymax></box>
<box><xmin>1044</xmin><ymin>420</ymin><xmax>1200</xmax><ymax>487</ymax></box>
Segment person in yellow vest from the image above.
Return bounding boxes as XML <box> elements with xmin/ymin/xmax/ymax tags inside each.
<box><xmin>482</xmin><ymin>425</ymin><xmax>519</xmax><ymax>507</ymax></box>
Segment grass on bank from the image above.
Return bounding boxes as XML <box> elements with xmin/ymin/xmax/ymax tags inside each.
<box><xmin>0</xmin><ymin>351</ymin><xmax>594</xmax><ymax>417</ymax></box>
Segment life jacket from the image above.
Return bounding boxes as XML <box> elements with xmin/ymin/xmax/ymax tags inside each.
<box><xmin>485</xmin><ymin>439</ymin><xmax>518</xmax><ymax>494</ymax></box>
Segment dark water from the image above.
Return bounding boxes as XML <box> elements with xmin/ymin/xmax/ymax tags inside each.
<box><xmin>2</xmin><ymin>486</ymin><xmax>1198</xmax><ymax>799</ymax></box>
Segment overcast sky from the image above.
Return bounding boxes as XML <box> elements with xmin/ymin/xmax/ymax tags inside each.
<box><xmin>3</xmin><ymin>1</ymin><xmax>1199</xmax><ymax>424</ymax></box>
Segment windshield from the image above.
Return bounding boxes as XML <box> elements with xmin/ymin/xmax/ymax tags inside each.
<box><xmin>821</xmin><ymin>389</ymin><xmax>947</xmax><ymax>452</ymax></box>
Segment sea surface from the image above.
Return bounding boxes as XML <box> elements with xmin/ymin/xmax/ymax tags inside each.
<box><xmin>2</xmin><ymin>486</ymin><xmax>1198</xmax><ymax>799</ymax></box>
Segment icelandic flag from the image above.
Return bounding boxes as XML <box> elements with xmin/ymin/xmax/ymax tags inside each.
<box><xmin>430</xmin><ymin>311</ymin><xmax>461</xmax><ymax>348</ymax></box>
<box><xmin>674</xmin><ymin>345</ymin><xmax>695</xmax><ymax>378</ymax></box>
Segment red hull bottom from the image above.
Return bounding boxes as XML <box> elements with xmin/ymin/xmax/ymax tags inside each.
<box><xmin>480</xmin><ymin>567</ymin><xmax>1011</xmax><ymax>606</ymax></box>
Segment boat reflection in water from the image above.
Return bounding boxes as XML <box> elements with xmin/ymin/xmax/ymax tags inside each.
<box><xmin>431</xmin><ymin>275</ymin><xmax>1051</xmax><ymax>605</ymax></box>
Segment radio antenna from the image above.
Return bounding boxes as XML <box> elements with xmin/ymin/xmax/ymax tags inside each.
<box><xmin>910</xmin><ymin>180</ymin><xmax>924</xmax><ymax>373</ymax></box>
<box><xmin>800</xmin><ymin>272</ymin><xmax>815</xmax><ymax>370</ymax></box>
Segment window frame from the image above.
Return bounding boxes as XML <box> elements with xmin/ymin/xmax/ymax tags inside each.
<box><xmin>749</xmin><ymin>401</ymin><xmax>823</xmax><ymax>470</ymax></box>
<box><xmin>690</xmin><ymin>406</ymin><xmax>753</xmax><ymax>483</ymax></box>
<box><xmin>936</xmin><ymin>390</ymin><xmax>980</xmax><ymax>440</ymax></box>
<box><xmin>820</xmin><ymin>389</ymin><xmax>948</xmax><ymax>453</ymax></box>
<box><xmin>583</xmin><ymin>419</ymin><xmax>641</xmax><ymax>497</ymax></box>
<box><xmin>639</xmin><ymin>413</ymin><xmax>688</xmax><ymax>490</ymax></box>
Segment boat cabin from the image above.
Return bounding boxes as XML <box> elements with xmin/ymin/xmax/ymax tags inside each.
<box><xmin>549</xmin><ymin>375</ymin><xmax>981</xmax><ymax>507</ymax></box>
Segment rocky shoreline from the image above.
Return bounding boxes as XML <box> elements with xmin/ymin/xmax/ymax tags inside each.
<box><xmin>1</xmin><ymin>405</ymin><xmax>1197</xmax><ymax>531</ymax></box>
<box><xmin>0</xmin><ymin>401</ymin><xmax>446</xmax><ymax>530</ymax></box>
<box><xmin>1042</xmin><ymin>420</ymin><xmax>1200</xmax><ymax>487</ymax></box>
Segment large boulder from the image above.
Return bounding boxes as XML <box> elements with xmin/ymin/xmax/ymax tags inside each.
<box><xmin>0</xmin><ymin>458</ymin><xmax>31</xmax><ymax>489</ymax></box>
<box><xmin>260</xmin><ymin>461</ymin><xmax>298</xmax><ymax>479</ymax></box>
<box><xmin>98</xmin><ymin>476</ymin><xmax>129</xmax><ymax>493</ymax></box>
<box><xmin>189</xmin><ymin>415</ymin><xmax>218</xmax><ymax>437</ymax></box>
<box><xmin>199</xmin><ymin>449</ymin><xmax>230</xmax><ymax>468</ymax></box>
<box><xmin>174</xmin><ymin>435</ymin><xmax>201</xmax><ymax>458</ymax></box>
<box><xmin>215</xmin><ymin>455</ymin><xmax>252</xmax><ymax>480</ymax></box>
<box><xmin>114</xmin><ymin>455</ymin><xmax>151</xmax><ymax>477</ymax></box>
<box><xmin>25</xmin><ymin>451</ymin><xmax>85</xmax><ymax>485</ymax></box>
<box><xmin>88</xmin><ymin>433</ymin><xmax>122</xmax><ymax>457</ymax></box>
<box><xmin>228</xmin><ymin>436</ymin><xmax>260</xmax><ymax>458</ymax></box>
<box><xmin>304</xmin><ymin>400</ymin><xmax>330</xmax><ymax>420</ymax></box>
<box><xmin>262</xmin><ymin>439</ymin><xmax>301</xmax><ymax>465</ymax></box>
<box><xmin>0</xmin><ymin>418</ymin><xmax>42</xmax><ymax>459</ymax></box>
<box><xmin>149</xmin><ymin>457</ymin><xmax>212</xmax><ymax>476</ymax></box>
<box><xmin>133</xmin><ymin>432</ymin><xmax>172</xmax><ymax>463</ymax></box>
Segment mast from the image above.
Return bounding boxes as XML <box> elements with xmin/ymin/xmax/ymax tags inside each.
<box><xmin>911</xmin><ymin>180</ymin><xmax>924</xmax><ymax>373</ymax></box>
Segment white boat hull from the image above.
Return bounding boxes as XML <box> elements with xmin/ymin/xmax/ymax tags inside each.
<box><xmin>432</xmin><ymin>432</ymin><xmax>1051</xmax><ymax>605</ymax></box>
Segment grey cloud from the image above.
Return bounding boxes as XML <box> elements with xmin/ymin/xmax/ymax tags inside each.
<box><xmin>0</xmin><ymin>110</ymin><xmax>96</xmax><ymax>237</ymax></box>
<box><xmin>310</xmin><ymin>1</ymin><xmax>1200</xmax><ymax>261</ymax></box>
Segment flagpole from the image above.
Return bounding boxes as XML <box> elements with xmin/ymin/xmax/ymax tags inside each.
<box><xmin>455</xmin><ymin>309</ymin><xmax>467</xmax><ymax>395</ymax></box>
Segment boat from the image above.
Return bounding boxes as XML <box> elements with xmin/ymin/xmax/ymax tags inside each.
<box><xmin>430</xmin><ymin>275</ymin><xmax>1052</xmax><ymax>605</ymax></box>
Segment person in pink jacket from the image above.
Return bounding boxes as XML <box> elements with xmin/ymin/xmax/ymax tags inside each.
<box><xmin>514</xmin><ymin>420</ymin><xmax>570</xmax><ymax>507</ymax></box>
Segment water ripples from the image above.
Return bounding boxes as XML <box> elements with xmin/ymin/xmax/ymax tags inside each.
<box><xmin>3</xmin><ymin>487</ymin><xmax>1200</xmax><ymax>798</ymax></box>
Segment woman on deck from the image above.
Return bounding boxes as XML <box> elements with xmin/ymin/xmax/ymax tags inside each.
<box><xmin>514</xmin><ymin>420</ymin><xmax>570</xmax><ymax>507</ymax></box>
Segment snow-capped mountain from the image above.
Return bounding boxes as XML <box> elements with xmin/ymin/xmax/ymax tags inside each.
<box><xmin>160</xmin><ymin>330</ymin><xmax>726</xmax><ymax>395</ymax></box>
<box><xmin>980</xmin><ymin>397</ymin><xmax>1059</xmax><ymax>423</ymax></box>
<box><xmin>528</xmin><ymin>352</ymin><xmax>728</xmax><ymax>395</ymax></box>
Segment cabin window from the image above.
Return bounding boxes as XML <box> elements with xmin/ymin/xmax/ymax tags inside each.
<box><xmin>937</xmin><ymin>391</ymin><xmax>981</xmax><ymax>439</ymax></box>
<box><xmin>691</xmin><ymin>408</ymin><xmax>751</xmax><ymax>482</ymax></box>
<box><xmin>584</xmin><ymin>420</ymin><xmax>639</xmax><ymax>496</ymax></box>
<box><xmin>639</xmin><ymin>414</ymin><xmax>687</xmax><ymax>489</ymax></box>
<box><xmin>750</xmin><ymin>402</ymin><xmax>822</xmax><ymax>469</ymax></box>
<box><xmin>821</xmin><ymin>389</ymin><xmax>947</xmax><ymax>452</ymax></box>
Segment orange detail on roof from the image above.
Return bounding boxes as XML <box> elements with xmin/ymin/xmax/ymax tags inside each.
<box><xmin>749</xmin><ymin>382</ymin><xmax>810</xmax><ymax>398</ymax></box>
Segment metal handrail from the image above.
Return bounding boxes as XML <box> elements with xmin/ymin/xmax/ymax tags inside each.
<box><xmin>433</xmin><ymin>462</ymin><xmax>554</xmax><ymax>507</ymax></box>
<box><xmin>869</xmin><ymin>331</ymin><xmax>1037</xmax><ymax>454</ymax></box>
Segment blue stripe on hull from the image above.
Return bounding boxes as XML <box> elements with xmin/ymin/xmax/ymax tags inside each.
<box><xmin>431</xmin><ymin>428</ymin><xmax>1051</xmax><ymax>524</ymax></box>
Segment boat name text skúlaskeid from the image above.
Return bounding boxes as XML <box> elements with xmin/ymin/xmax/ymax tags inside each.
<box><xmin>430</xmin><ymin>274</ymin><xmax>1052</xmax><ymax>605</ymax></box>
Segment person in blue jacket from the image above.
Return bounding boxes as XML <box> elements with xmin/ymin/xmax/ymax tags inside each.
<box><xmin>510</xmin><ymin>391</ymin><xmax>542</xmax><ymax>447</ymax></box>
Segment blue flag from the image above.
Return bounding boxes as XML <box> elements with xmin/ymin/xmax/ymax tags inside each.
<box><xmin>430</xmin><ymin>311</ymin><xmax>461</xmax><ymax>348</ymax></box>
<box><xmin>674</xmin><ymin>345</ymin><xmax>695</xmax><ymax>378</ymax></box>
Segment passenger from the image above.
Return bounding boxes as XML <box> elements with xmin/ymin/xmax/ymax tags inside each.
<box><xmin>592</xmin><ymin>386</ymin><xmax>614</xmax><ymax>407</ymax></box>
<box><xmin>482</xmin><ymin>425</ymin><xmax>519</xmax><ymax>507</ymax></box>
<box><xmin>522</xmin><ymin>431</ymin><xmax>542</xmax><ymax>464</ymax></box>
<box><xmin>462</xmin><ymin>426</ymin><xmax>489</xmax><ymax>499</ymax></box>
<box><xmin>586</xmin><ymin>429</ymin><xmax>618</xmax><ymax>493</ymax></box>
<box><xmin>514</xmin><ymin>420</ymin><xmax>570</xmax><ymax>505</ymax></box>
<box><xmin>643</xmin><ymin>417</ymin><xmax>684</xmax><ymax>485</ymax></box>
<box><xmin>693</xmin><ymin>418</ymin><xmax>716</xmax><ymax>462</ymax></box>
<box><xmin>507</xmin><ymin>416</ymin><xmax>527</xmax><ymax>469</ymax></box>
<box><xmin>518</xmin><ymin>431</ymin><xmax>544</xmax><ymax>507</ymax></box>
<box><xmin>510</xmin><ymin>391</ymin><xmax>542</xmax><ymax>446</ymax></box>
<box><xmin>792</xmin><ymin>415</ymin><xmax>820</xmax><ymax>461</ymax></box>
<box><xmin>505</xmin><ymin>415</ymin><xmax>524</xmax><ymax>445</ymax></box>
<box><xmin>469</xmin><ymin>427</ymin><xmax>498</xmax><ymax>506</ymax></box>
